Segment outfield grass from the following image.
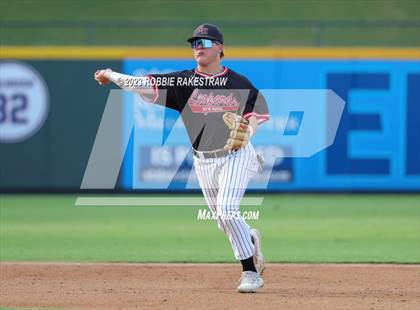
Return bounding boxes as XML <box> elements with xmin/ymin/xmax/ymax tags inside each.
<box><xmin>1</xmin><ymin>0</ymin><xmax>419</xmax><ymax>46</ymax></box>
<box><xmin>0</xmin><ymin>194</ymin><xmax>419</xmax><ymax>263</ymax></box>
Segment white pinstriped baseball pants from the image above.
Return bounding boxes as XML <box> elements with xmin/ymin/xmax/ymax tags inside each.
<box><xmin>193</xmin><ymin>143</ymin><xmax>260</xmax><ymax>260</ymax></box>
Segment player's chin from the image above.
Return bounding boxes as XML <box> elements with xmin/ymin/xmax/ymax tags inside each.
<box><xmin>196</xmin><ymin>56</ymin><xmax>210</xmax><ymax>66</ymax></box>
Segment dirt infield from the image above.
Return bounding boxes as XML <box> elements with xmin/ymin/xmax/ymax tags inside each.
<box><xmin>0</xmin><ymin>263</ymin><xmax>419</xmax><ymax>310</ymax></box>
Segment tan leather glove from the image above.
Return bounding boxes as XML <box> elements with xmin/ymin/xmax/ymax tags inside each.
<box><xmin>223</xmin><ymin>112</ymin><xmax>250</xmax><ymax>151</ymax></box>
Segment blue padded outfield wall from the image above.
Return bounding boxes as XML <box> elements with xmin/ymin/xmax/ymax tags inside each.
<box><xmin>122</xmin><ymin>59</ymin><xmax>420</xmax><ymax>192</ymax></box>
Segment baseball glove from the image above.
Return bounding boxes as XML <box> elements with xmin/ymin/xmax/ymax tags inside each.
<box><xmin>223</xmin><ymin>112</ymin><xmax>250</xmax><ymax>151</ymax></box>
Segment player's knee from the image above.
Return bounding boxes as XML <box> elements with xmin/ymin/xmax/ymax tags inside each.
<box><xmin>217</xmin><ymin>210</ymin><xmax>242</xmax><ymax>227</ymax></box>
<box><xmin>215</xmin><ymin>203</ymin><xmax>242</xmax><ymax>232</ymax></box>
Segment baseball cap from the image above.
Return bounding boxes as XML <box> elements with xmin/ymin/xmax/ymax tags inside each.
<box><xmin>187</xmin><ymin>23</ymin><xmax>224</xmax><ymax>44</ymax></box>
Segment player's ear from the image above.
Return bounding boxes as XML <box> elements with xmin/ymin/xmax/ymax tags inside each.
<box><xmin>218</xmin><ymin>44</ymin><xmax>224</xmax><ymax>57</ymax></box>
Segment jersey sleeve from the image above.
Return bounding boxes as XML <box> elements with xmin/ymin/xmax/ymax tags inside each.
<box><xmin>139</xmin><ymin>72</ymin><xmax>180</xmax><ymax>111</ymax></box>
<box><xmin>242</xmin><ymin>88</ymin><xmax>270</xmax><ymax>124</ymax></box>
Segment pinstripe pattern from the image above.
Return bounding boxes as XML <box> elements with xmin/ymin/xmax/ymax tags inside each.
<box><xmin>193</xmin><ymin>143</ymin><xmax>259</xmax><ymax>260</ymax></box>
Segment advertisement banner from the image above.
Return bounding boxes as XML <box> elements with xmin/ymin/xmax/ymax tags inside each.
<box><xmin>123</xmin><ymin>59</ymin><xmax>420</xmax><ymax>191</ymax></box>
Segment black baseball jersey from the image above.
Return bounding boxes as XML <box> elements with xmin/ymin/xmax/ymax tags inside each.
<box><xmin>142</xmin><ymin>67</ymin><xmax>269</xmax><ymax>151</ymax></box>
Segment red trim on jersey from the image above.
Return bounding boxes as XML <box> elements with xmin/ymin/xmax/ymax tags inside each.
<box><xmin>195</xmin><ymin>67</ymin><xmax>229</xmax><ymax>78</ymax></box>
<box><xmin>243</xmin><ymin>112</ymin><xmax>270</xmax><ymax>124</ymax></box>
<box><xmin>138</xmin><ymin>75</ymin><xmax>159</xmax><ymax>104</ymax></box>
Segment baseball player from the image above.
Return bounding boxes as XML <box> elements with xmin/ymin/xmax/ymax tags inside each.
<box><xmin>94</xmin><ymin>23</ymin><xmax>270</xmax><ymax>293</ymax></box>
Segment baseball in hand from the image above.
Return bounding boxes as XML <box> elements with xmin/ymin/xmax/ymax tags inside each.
<box><xmin>94</xmin><ymin>68</ymin><xmax>112</xmax><ymax>85</ymax></box>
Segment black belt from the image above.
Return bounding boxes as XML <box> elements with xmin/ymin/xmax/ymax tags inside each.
<box><xmin>192</xmin><ymin>148</ymin><xmax>236</xmax><ymax>159</ymax></box>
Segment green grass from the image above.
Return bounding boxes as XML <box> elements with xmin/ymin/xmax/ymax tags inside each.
<box><xmin>1</xmin><ymin>194</ymin><xmax>419</xmax><ymax>263</ymax></box>
<box><xmin>0</xmin><ymin>0</ymin><xmax>419</xmax><ymax>46</ymax></box>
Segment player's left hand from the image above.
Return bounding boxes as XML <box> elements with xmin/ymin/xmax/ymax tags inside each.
<box><xmin>223</xmin><ymin>112</ymin><xmax>250</xmax><ymax>151</ymax></box>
